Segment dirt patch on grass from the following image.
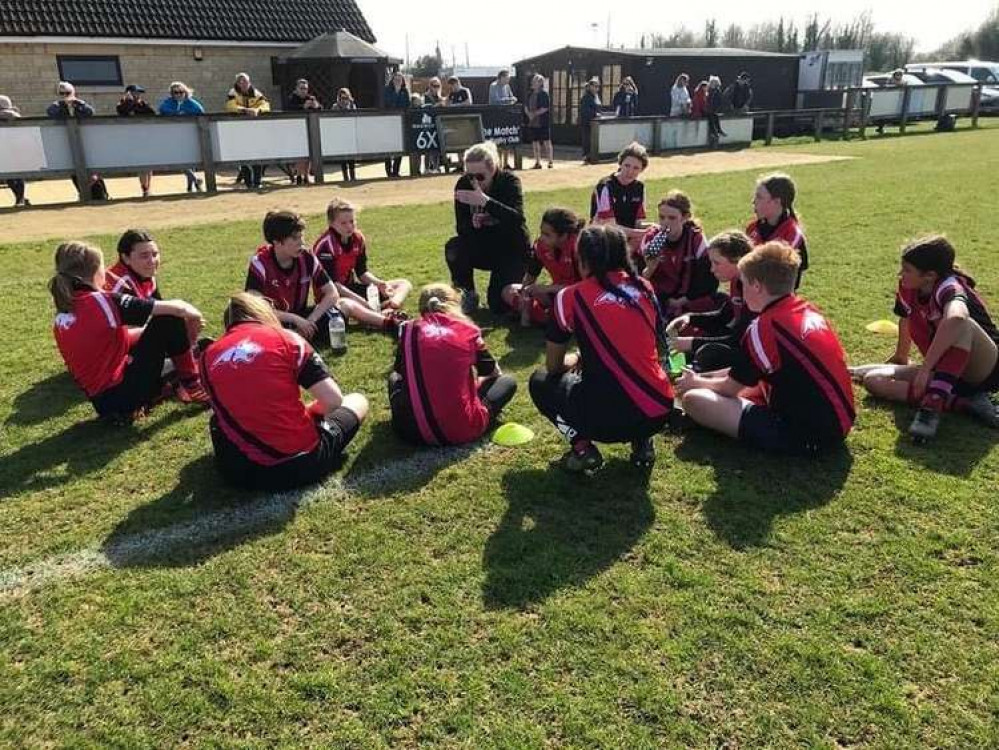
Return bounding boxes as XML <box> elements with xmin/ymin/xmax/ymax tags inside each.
<box><xmin>3</xmin><ymin>149</ymin><xmax>850</xmax><ymax>243</ymax></box>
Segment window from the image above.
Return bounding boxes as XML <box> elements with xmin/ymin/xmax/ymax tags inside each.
<box><xmin>552</xmin><ymin>69</ymin><xmax>568</xmax><ymax>125</ymax></box>
<box><xmin>57</xmin><ymin>56</ymin><xmax>122</xmax><ymax>86</ymax></box>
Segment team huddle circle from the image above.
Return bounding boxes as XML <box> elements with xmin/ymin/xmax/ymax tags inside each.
<box><xmin>50</xmin><ymin>140</ymin><xmax>999</xmax><ymax>489</ymax></box>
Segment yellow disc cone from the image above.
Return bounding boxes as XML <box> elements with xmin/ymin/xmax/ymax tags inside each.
<box><xmin>492</xmin><ymin>423</ymin><xmax>535</xmax><ymax>446</ymax></box>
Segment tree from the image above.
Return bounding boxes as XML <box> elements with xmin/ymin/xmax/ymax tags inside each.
<box><xmin>722</xmin><ymin>23</ymin><xmax>744</xmax><ymax>48</ymax></box>
<box><xmin>703</xmin><ymin>19</ymin><xmax>718</xmax><ymax>48</ymax></box>
<box><xmin>410</xmin><ymin>53</ymin><xmax>441</xmax><ymax>78</ymax></box>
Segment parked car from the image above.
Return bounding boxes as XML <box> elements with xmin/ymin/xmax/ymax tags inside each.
<box><xmin>864</xmin><ymin>72</ymin><xmax>925</xmax><ymax>87</ymax></box>
<box><xmin>905</xmin><ymin>66</ymin><xmax>999</xmax><ymax>113</ymax></box>
<box><xmin>906</xmin><ymin>60</ymin><xmax>999</xmax><ymax>86</ymax></box>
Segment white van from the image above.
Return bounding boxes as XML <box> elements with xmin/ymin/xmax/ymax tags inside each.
<box><xmin>906</xmin><ymin>61</ymin><xmax>999</xmax><ymax>86</ymax></box>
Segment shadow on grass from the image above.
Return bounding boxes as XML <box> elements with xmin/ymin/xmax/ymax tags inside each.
<box><xmin>346</xmin><ymin>419</ymin><xmax>486</xmax><ymax>499</ymax></box>
<box><xmin>102</xmin><ymin>454</ymin><xmax>301</xmax><ymax>569</ymax></box>
<box><xmin>498</xmin><ymin>325</ymin><xmax>545</xmax><ymax>370</ymax></box>
<box><xmin>482</xmin><ymin>462</ymin><xmax>653</xmax><ymax>610</ymax></box>
<box><xmin>887</xmin><ymin>399</ymin><xmax>997</xmax><ymax>476</ymax></box>
<box><xmin>675</xmin><ymin>431</ymin><xmax>853</xmax><ymax>550</ymax></box>
<box><xmin>5</xmin><ymin>371</ymin><xmax>83</xmax><ymax>426</ymax></box>
<box><xmin>0</xmin><ymin>408</ymin><xmax>190</xmax><ymax>501</ymax></box>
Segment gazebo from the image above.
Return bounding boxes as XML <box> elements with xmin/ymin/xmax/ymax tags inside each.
<box><xmin>274</xmin><ymin>30</ymin><xmax>402</xmax><ymax>109</ymax></box>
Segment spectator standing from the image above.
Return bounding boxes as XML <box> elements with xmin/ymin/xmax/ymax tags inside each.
<box><xmin>579</xmin><ymin>77</ymin><xmax>602</xmax><ymax>163</ymax></box>
<box><xmin>446</xmin><ymin>76</ymin><xmax>473</xmax><ymax>106</ymax></box>
<box><xmin>422</xmin><ymin>78</ymin><xmax>444</xmax><ymax>174</ymax></box>
<box><xmin>488</xmin><ymin>70</ymin><xmax>518</xmax><ymax>170</ymax></box>
<box><xmin>383</xmin><ymin>71</ymin><xmax>410</xmax><ymax>177</ymax></box>
<box><xmin>525</xmin><ymin>74</ymin><xmax>553</xmax><ymax>170</ymax></box>
<box><xmin>612</xmin><ymin>77</ymin><xmax>639</xmax><ymax>118</ymax></box>
<box><xmin>690</xmin><ymin>80</ymin><xmax>709</xmax><ymax>118</ymax></box>
<box><xmin>158</xmin><ymin>81</ymin><xmax>205</xmax><ymax>192</ymax></box>
<box><xmin>47</xmin><ymin>82</ymin><xmax>106</xmax><ymax>201</ymax></box>
<box><xmin>116</xmin><ymin>84</ymin><xmax>156</xmax><ymax>197</ymax></box>
<box><xmin>670</xmin><ymin>73</ymin><xmax>692</xmax><ymax>117</ymax></box>
<box><xmin>0</xmin><ymin>95</ymin><xmax>29</xmax><ymax>206</ymax></box>
<box><xmin>226</xmin><ymin>72</ymin><xmax>271</xmax><ymax>188</ymax></box>
<box><xmin>331</xmin><ymin>88</ymin><xmax>358</xmax><ymax>183</ymax></box>
<box><xmin>286</xmin><ymin>78</ymin><xmax>322</xmax><ymax>185</ymax></box>
<box><xmin>725</xmin><ymin>72</ymin><xmax>754</xmax><ymax>114</ymax></box>
<box><xmin>706</xmin><ymin>76</ymin><xmax>726</xmax><ymax>146</ymax></box>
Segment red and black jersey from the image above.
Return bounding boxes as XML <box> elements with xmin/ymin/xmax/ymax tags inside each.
<box><xmin>394</xmin><ymin>315</ymin><xmax>495</xmax><ymax>445</ymax></box>
<box><xmin>689</xmin><ymin>277</ymin><xmax>753</xmax><ymax>348</ymax></box>
<box><xmin>640</xmin><ymin>223</ymin><xmax>718</xmax><ymax>306</ymax></box>
<box><xmin>526</xmin><ymin>233</ymin><xmax>581</xmax><ymax>287</ymax></box>
<box><xmin>202</xmin><ymin>322</ymin><xmax>331</xmax><ymax>466</ymax></box>
<box><xmin>549</xmin><ymin>272</ymin><xmax>673</xmax><ymax>419</ymax></box>
<box><xmin>245</xmin><ymin>245</ymin><xmax>331</xmax><ymax>315</ymax></box>
<box><xmin>311</xmin><ymin>229</ymin><xmax>370</xmax><ymax>287</ymax></box>
<box><xmin>104</xmin><ymin>261</ymin><xmax>160</xmax><ymax>300</ymax></box>
<box><xmin>747</xmin><ymin>213</ymin><xmax>808</xmax><ymax>287</ymax></box>
<box><xmin>733</xmin><ymin>295</ymin><xmax>855</xmax><ymax>442</ymax></box>
<box><xmin>894</xmin><ymin>275</ymin><xmax>999</xmax><ymax>355</ymax></box>
<box><xmin>53</xmin><ymin>288</ymin><xmax>154</xmax><ymax>397</ymax></box>
<box><xmin>590</xmin><ymin>175</ymin><xmax>646</xmax><ymax>228</ymax></box>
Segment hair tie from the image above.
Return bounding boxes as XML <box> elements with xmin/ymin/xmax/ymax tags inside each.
<box><xmin>426</xmin><ymin>296</ymin><xmax>443</xmax><ymax>312</ymax></box>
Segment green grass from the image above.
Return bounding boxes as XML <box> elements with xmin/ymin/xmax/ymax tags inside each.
<box><xmin>2</xmin><ymin>127</ymin><xmax>999</xmax><ymax>748</ymax></box>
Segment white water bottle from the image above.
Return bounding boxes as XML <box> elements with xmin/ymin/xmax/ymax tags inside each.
<box><xmin>366</xmin><ymin>284</ymin><xmax>381</xmax><ymax>311</ymax></box>
<box><xmin>327</xmin><ymin>308</ymin><xmax>347</xmax><ymax>355</ymax></box>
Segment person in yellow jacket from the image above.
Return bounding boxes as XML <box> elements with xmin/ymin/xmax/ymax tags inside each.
<box><xmin>226</xmin><ymin>73</ymin><xmax>271</xmax><ymax>188</ymax></box>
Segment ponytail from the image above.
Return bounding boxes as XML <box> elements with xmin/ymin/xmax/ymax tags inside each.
<box><xmin>758</xmin><ymin>172</ymin><xmax>798</xmax><ymax>220</ymax></box>
<box><xmin>418</xmin><ymin>283</ymin><xmax>469</xmax><ymax>322</ymax></box>
<box><xmin>50</xmin><ymin>242</ymin><xmax>102</xmax><ymax>313</ymax></box>
<box><xmin>541</xmin><ymin>207</ymin><xmax>585</xmax><ymax>261</ymax></box>
<box><xmin>902</xmin><ymin>234</ymin><xmax>975</xmax><ymax>288</ymax></box>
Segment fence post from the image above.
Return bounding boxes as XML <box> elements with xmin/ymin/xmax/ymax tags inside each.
<box><xmin>765</xmin><ymin>112</ymin><xmax>775</xmax><ymax>146</ymax></box>
<box><xmin>64</xmin><ymin>118</ymin><xmax>90</xmax><ymax>204</ymax></box>
<box><xmin>196</xmin><ymin>117</ymin><xmax>218</xmax><ymax>193</ymax></box>
<box><xmin>899</xmin><ymin>86</ymin><xmax>912</xmax><ymax>134</ymax></box>
<box><xmin>651</xmin><ymin>118</ymin><xmax>662</xmax><ymax>156</ymax></box>
<box><xmin>841</xmin><ymin>90</ymin><xmax>854</xmax><ymax>141</ymax></box>
<box><xmin>859</xmin><ymin>91</ymin><xmax>871</xmax><ymax>139</ymax></box>
<box><xmin>307</xmin><ymin>112</ymin><xmax>325</xmax><ymax>184</ymax></box>
<box><xmin>971</xmin><ymin>85</ymin><xmax>981</xmax><ymax>128</ymax></box>
<box><xmin>813</xmin><ymin>110</ymin><xmax>824</xmax><ymax>142</ymax></box>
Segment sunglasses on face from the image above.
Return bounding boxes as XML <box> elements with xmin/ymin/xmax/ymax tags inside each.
<box><xmin>59</xmin><ymin>91</ymin><xmax>72</xmax><ymax>96</ymax></box>
<box><xmin>466</xmin><ymin>172</ymin><xmax>488</xmax><ymax>182</ymax></box>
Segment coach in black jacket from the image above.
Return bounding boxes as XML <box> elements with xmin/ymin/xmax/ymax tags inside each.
<box><xmin>445</xmin><ymin>142</ymin><xmax>530</xmax><ymax>315</ymax></box>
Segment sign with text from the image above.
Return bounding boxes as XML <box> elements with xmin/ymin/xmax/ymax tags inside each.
<box><xmin>405</xmin><ymin>106</ymin><xmax>522</xmax><ymax>152</ymax></box>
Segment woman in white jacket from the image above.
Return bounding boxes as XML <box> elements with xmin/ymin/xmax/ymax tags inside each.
<box><xmin>669</xmin><ymin>73</ymin><xmax>692</xmax><ymax>117</ymax></box>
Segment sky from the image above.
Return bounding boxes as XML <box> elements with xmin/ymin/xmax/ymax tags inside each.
<box><xmin>356</xmin><ymin>0</ymin><xmax>997</xmax><ymax>67</ymax></box>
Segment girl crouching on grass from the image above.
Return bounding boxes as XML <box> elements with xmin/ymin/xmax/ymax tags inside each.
<box><xmin>388</xmin><ymin>284</ymin><xmax>517</xmax><ymax>445</ymax></box>
<box><xmin>51</xmin><ymin>242</ymin><xmax>208</xmax><ymax>423</ymax></box>
<box><xmin>855</xmin><ymin>235</ymin><xmax>999</xmax><ymax>441</ymax></box>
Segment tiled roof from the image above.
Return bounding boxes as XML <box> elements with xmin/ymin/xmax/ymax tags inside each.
<box><xmin>0</xmin><ymin>0</ymin><xmax>375</xmax><ymax>43</ymax></box>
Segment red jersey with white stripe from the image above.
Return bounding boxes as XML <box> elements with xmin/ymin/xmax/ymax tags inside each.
<box><xmin>245</xmin><ymin>245</ymin><xmax>331</xmax><ymax>315</ymax></box>
<box><xmin>311</xmin><ymin>229</ymin><xmax>369</xmax><ymax>286</ymax></box>
<box><xmin>53</xmin><ymin>289</ymin><xmax>154</xmax><ymax>397</ymax></box>
<box><xmin>551</xmin><ymin>272</ymin><xmax>673</xmax><ymax>419</ymax></box>
<box><xmin>894</xmin><ymin>275</ymin><xmax>999</xmax><ymax>355</ymax></box>
<box><xmin>640</xmin><ymin>223</ymin><xmax>716</xmax><ymax>305</ymax></box>
<box><xmin>526</xmin><ymin>233</ymin><xmax>581</xmax><ymax>287</ymax></box>
<box><xmin>396</xmin><ymin>315</ymin><xmax>492</xmax><ymax>445</ymax></box>
<box><xmin>202</xmin><ymin>322</ymin><xmax>330</xmax><ymax>466</ymax></box>
<box><xmin>734</xmin><ymin>295</ymin><xmax>854</xmax><ymax>441</ymax></box>
<box><xmin>747</xmin><ymin>213</ymin><xmax>809</xmax><ymax>285</ymax></box>
<box><xmin>104</xmin><ymin>261</ymin><xmax>159</xmax><ymax>300</ymax></box>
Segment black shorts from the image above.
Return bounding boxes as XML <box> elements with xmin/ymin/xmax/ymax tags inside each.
<box><xmin>738</xmin><ymin>403</ymin><xmax>842</xmax><ymax>456</ymax></box>
<box><xmin>210</xmin><ymin>407</ymin><xmax>360</xmax><ymax>491</ymax></box>
<box><xmin>955</xmin><ymin>350</ymin><xmax>999</xmax><ymax>396</ymax></box>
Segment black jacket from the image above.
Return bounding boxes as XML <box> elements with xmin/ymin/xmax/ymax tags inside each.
<box><xmin>453</xmin><ymin>171</ymin><xmax>530</xmax><ymax>251</ymax></box>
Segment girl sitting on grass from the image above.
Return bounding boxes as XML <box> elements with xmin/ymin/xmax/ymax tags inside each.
<box><xmin>388</xmin><ymin>284</ymin><xmax>516</xmax><ymax>446</ymax></box>
<box><xmin>854</xmin><ymin>235</ymin><xmax>999</xmax><ymax>441</ymax></box>
<box><xmin>747</xmin><ymin>172</ymin><xmax>808</xmax><ymax>289</ymax></box>
<box><xmin>50</xmin><ymin>241</ymin><xmax>208</xmax><ymax>423</ymax></box>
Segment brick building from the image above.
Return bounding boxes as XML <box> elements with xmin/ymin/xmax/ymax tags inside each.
<box><xmin>0</xmin><ymin>0</ymin><xmax>377</xmax><ymax>116</ymax></box>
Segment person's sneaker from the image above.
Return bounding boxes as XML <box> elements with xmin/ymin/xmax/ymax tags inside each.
<box><xmin>460</xmin><ymin>289</ymin><xmax>479</xmax><ymax>316</ymax></box>
<box><xmin>176</xmin><ymin>378</ymin><xmax>211</xmax><ymax>406</ymax></box>
<box><xmin>962</xmin><ymin>392</ymin><xmax>999</xmax><ymax>428</ymax></box>
<box><xmin>909</xmin><ymin>407</ymin><xmax>941</xmax><ymax>442</ymax></box>
<box><xmin>195</xmin><ymin>178</ymin><xmax>204</xmax><ymax>192</ymax></box>
<box><xmin>558</xmin><ymin>443</ymin><xmax>604</xmax><ymax>473</ymax></box>
<box><xmin>629</xmin><ymin>437</ymin><xmax>656</xmax><ymax>468</ymax></box>
<box><xmin>532</xmin><ymin>163</ymin><xmax>542</xmax><ymax>170</ymax></box>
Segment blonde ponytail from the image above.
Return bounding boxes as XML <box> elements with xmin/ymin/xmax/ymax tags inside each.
<box><xmin>50</xmin><ymin>242</ymin><xmax>102</xmax><ymax>313</ymax></box>
<box><xmin>418</xmin><ymin>283</ymin><xmax>469</xmax><ymax>322</ymax></box>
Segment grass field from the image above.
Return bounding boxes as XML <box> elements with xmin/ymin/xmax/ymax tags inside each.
<box><xmin>2</xmin><ymin>127</ymin><xmax>999</xmax><ymax>748</ymax></box>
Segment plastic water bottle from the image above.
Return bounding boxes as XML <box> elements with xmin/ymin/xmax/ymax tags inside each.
<box><xmin>667</xmin><ymin>349</ymin><xmax>686</xmax><ymax>378</ymax></box>
<box><xmin>328</xmin><ymin>309</ymin><xmax>347</xmax><ymax>355</ymax></box>
<box><xmin>366</xmin><ymin>284</ymin><xmax>381</xmax><ymax>311</ymax></box>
